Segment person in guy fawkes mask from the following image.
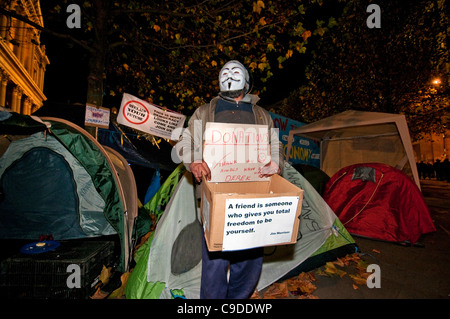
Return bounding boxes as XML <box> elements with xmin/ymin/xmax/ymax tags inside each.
<box><xmin>174</xmin><ymin>60</ymin><xmax>283</xmax><ymax>299</ymax></box>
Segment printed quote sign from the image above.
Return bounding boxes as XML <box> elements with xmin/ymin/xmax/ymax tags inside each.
<box><xmin>117</xmin><ymin>93</ymin><xmax>185</xmax><ymax>140</ymax></box>
<box><xmin>222</xmin><ymin>196</ymin><xmax>300</xmax><ymax>251</ymax></box>
<box><xmin>203</xmin><ymin>122</ymin><xmax>271</xmax><ymax>182</ymax></box>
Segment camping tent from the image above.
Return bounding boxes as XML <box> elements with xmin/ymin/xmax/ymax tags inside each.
<box><xmin>322</xmin><ymin>163</ymin><xmax>436</xmax><ymax>244</ymax></box>
<box><xmin>125</xmin><ymin>162</ymin><xmax>356</xmax><ymax>299</ymax></box>
<box><xmin>286</xmin><ymin>110</ymin><xmax>421</xmax><ymax>189</ymax></box>
<box><xmin>0</xmin><ymin>111</ymin><xmax>138</xmax><ymax>272</ymax></box>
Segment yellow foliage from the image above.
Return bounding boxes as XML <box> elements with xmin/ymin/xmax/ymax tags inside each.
<box><xmin>249</xmin><ymin>62</ymin><xmax>258</xmax><ymax>70</ymax></box>
<box><xmin>253</xmin><ymin>0</ymin><xmax>265</xmax><ymax>14</ymax></box>
<box><xmin>302</xmin><ymin>30</ymin><xmax>312</xmax><ymax>41</ymax></box>
<box><xmin>285</xmin><ymin>49</ymin><xmax>293</xmax><ymax>59</ymax></box>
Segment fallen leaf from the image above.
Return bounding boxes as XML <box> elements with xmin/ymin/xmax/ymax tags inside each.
<box><xmin>297</xmin><ymin>294</ymin><xmax>319</xmax><ymax>299</ymax></box>
<box><xmin>324</xmin><ymin>262</ymin><xmax>347</xmax><ymax>278</ymax></box>
<box><xmin>263</xmin><ymin>282</ymin><xmax>289</xmax><ymax>299</ymax></box>
<box><xmin>352</xmin><ymin>283</ymin><xmax>359</xmax><ymax>290</ymax></box>
<box><xmin>250</xmin><ymin>291</ymin><xmax>261</xmax><ymax>299</ymax></box>
<box><xmin>343</xmin><ymin>253</ymin><xmax>362</xmax><ymax>264</ymax></box>
<box><xmin>315</xmin><ymin>268</ymin><xmax>327</xmax><ymax>276</ymax></box>
<box><xmin>356</xmin><ymin>259</ymin><xmax>370</xmax><ymax>273</ymax></box>
<box><xmin>372</xmin><ymin>249</ymin><xmax>381</xmax><ymax>254</ymax></box>
<box><xmin>286</xmin><ymin>272</ymin><xmax>317</xmax><ymax>295</ymax></box>
<box><xmin>99</xmin><ymin>265</ymin><xmax>113</xmax><ymax>285</ymax></box>
<box><xmin>333</xmin><ymin>258</ymin><xmax>346</xmax><ymax>267</ymax></box>
<box><xmin>108</xmin><ymin>272</ymin><xmax>130</xmax><ymax>299</ymax></box>
<box><xmin>90</xmin><ymin>287</ymin><xmax>109</xmax><ymax>299</ymax></box>
<box><xmin>349</xmin><ymin>274</ymin><xmax>368</xmax><ymax>286</ymax></box>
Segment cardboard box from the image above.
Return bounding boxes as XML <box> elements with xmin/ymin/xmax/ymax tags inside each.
<box><xmin>201</xmin><ymin>174</ymin><xmax>303</xmax><ymax>251</ymax></box>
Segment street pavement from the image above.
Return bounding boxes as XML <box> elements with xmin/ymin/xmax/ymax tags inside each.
<box><xmin>262</xmin><ymin>179</ymin><xmax>450</xmax><ymax>300</ymax></box>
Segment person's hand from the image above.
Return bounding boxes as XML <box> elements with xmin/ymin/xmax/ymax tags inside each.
<box><xmin>190</xmin><ymin>160</ymin><xmax>211</xmax><ymax>183</ymax></box>
<box><xmin>260</xmin><ymin>161</ymin><xmax>281</xmax><ymax>178</ymax></box>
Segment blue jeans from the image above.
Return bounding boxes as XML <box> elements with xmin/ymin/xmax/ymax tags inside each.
<box><xmin>200</xmin><ymin>235</ymin><xmax>264</xmax><ymax>299</ymax></box>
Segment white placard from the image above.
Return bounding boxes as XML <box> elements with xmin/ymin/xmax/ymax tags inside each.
<box><xmin>117</xmin><ymin>93</ymin><xmax>185</xmax><ymax>140</ymax></box>
<box><xmin>203</xmin><ymin>122</ymin><xmax>270</xmax><ymax>182</ymax></box>
<box><xmin>84</xmin><ymin>104</ymin><xmax>110</xmax><ymax>129</ymax></box>
<box><xmin>222</xmin><ymin>196</ymin><xmax>299</xmax><ymax>251</ymax></box>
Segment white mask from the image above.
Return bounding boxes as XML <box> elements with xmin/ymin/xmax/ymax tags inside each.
<box><xmin>219</xmin><ymin>60</ymin><xmax>249</xmax><ymax>93</ymax></box>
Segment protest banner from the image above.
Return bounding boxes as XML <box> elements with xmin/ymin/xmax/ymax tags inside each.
<box><xmin>117</xmin><ymin>93</ymin><xmax>186</xmax><ymax>140</ymax></box>
<box><xmin>269</xmin><ymin>111</ymin><xmax>320</xmax><ymax>167</ymax></box>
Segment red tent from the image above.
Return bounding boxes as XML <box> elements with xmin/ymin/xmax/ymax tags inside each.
<box><xmin>323</xmin><ymin>163</ymin><xmax>435</xmax><ymax>244</ymax></box>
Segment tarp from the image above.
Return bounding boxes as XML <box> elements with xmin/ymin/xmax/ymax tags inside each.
<box><xmin>97</xmin><ymin>122</ymin><xmax>177</xmax><ymax>172</ymax></box>
<box><xmin>125</xmin><ymin>162</ymin><xmax>356</xmax><ymax>299</ymax></box>
<box><xmin>323</xmin><ymin>163</ymin><xmax>436</xmax><ymax>244</ymax></box>
<box><xmin>286</xmin><ymin>110</ymin><xmax>421</xmax><ymax>189</ymax></box>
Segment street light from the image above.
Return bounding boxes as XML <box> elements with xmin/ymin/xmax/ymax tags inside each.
<box><xmin>432</xmin><ymin>78</ymin><xmax>442</xmax><ymax>85</ymax></box>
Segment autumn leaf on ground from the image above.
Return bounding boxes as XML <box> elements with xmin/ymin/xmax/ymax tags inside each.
<box><xmin>349</xmin><ymin>273</ymin><xmax>368</xmax><ymax>286</ymax></box>
<box><xmin>297</xmin><ymin>294</ymin><xmax>320</xmax><ymax>299</ymax></box>
<box><xmin>342</xmin><ymin>253</ymin><xmax>363</xmax><ymax>264</ymax></box>
<box><xmin>250</xmin><ymin>291</ymin><xmax>261</xmax><ymax>299</ymax></box>
<box><xmin>263</xmin><ymin>282</ymin><xmax>289</xmax><ymax>299</ymax></box>
<box><xmin>99</xmin><ymin>265</ymin><xmax>113</xmax><ymax>285</ymax></box>
<box><xmin>108</xmin><ymin>272</ymin><xmax>131</xmax><ymax>299</ymax></box>
<box><xmin>287</xmin><ymin>272</ymin><xmax>317</xmax><ymax>296</ymax></box>
<box><xmin>89</xmin><ymin>265</ymin><xmax>114</xmax><ymax>299</ymax></box>
<box><xmin>90</xmin><ymin>287</ymin><xmax>109</xmax><ymax>299</ymax></box>
<box><xmin>356</xmin><ymin>259</ymin><xmax>370</xmax><ymax>273</ymax></box>
<box><xmin>324</xmin><ymin>261</ymin><xmax>347</xmax><ymax>278</ymax></box>
<box><xmin>332</xmin><ymin>257</ymin><xmax>346</xmax><ymax>267</ymax></box>
<box><xmin>315</xmin><ymin>268</ymin><xmax>327</xmax><ymax>276</ymax></box>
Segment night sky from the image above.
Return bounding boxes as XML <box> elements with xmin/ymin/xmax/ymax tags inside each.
<box><xmin>39</xmin><ymin>1</ymin><xmax>340</xmax><ymax>112</ymax></box>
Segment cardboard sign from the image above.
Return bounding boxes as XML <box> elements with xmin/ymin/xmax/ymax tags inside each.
<box><xmin>84</xmin><ymin>104</ymin><xmax>110</xmax><ymax>129</ymax></box>
<box><xmin>201</xmin><ymin>174</ymin><xmax>303</xmax><ymax>251</ymax></box>
<box><xmin>117</xmin><ymin>93</ymin><xmax>185</xmax><ymax>140</ymax></box>
<box><xmin>222</xmin><ymin>196</ymin><xmax>300</xmax><ymax>251</ymax></box>
<box><xmin>203</xmin><ymin>122</ymin><xmax>271</xmax><ymax>182</ymax></box>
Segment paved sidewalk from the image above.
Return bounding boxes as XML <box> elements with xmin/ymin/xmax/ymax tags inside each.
<box><xmin>261</xmin><ymin>179</ymin><xmax>450</xmax><ymax>299</ymax></box>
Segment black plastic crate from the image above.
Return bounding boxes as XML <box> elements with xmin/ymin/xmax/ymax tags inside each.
<box><xmin>0</xmin><ymin>240</ymin><xmax>115</xmax><ymax>299</ymax></box>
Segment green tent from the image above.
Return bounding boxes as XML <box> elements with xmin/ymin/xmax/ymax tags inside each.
<box><xmin>0</xmin><ymin>111</ymin><xmax>138</xmax><ymax>273</ymax></box>
<box><xmin>125</xmin><ymin>162</ymin><xmax>356</xmax><ymax>299</ymax></box>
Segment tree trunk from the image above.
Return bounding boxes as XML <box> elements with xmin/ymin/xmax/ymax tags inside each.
<box><xmin>86</xmin><ymin>0</ymin><xmax>109</xmax><ymax>107</ymax></box>
<box><xmin>86</xmin><ymin>51</ymin><xmax>105</xmax><ymax>107</ymax></box>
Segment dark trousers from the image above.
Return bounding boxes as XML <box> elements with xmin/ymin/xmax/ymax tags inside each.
<box><xmin>200</xmin><ymin>235</ymin><xmax>264</xmax><ymax>299</ymax></box>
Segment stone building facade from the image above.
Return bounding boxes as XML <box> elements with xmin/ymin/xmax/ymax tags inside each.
<box><xmin>0</xmin><ymin>0</ymin><xmax>49</xmax><ymax>115</ymax></box>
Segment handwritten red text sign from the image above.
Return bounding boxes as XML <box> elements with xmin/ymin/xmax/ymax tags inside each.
<box><xmin>204</xmin><ymin>122</ymin><xmax>270</xmax><ymax>182</ymax></box>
